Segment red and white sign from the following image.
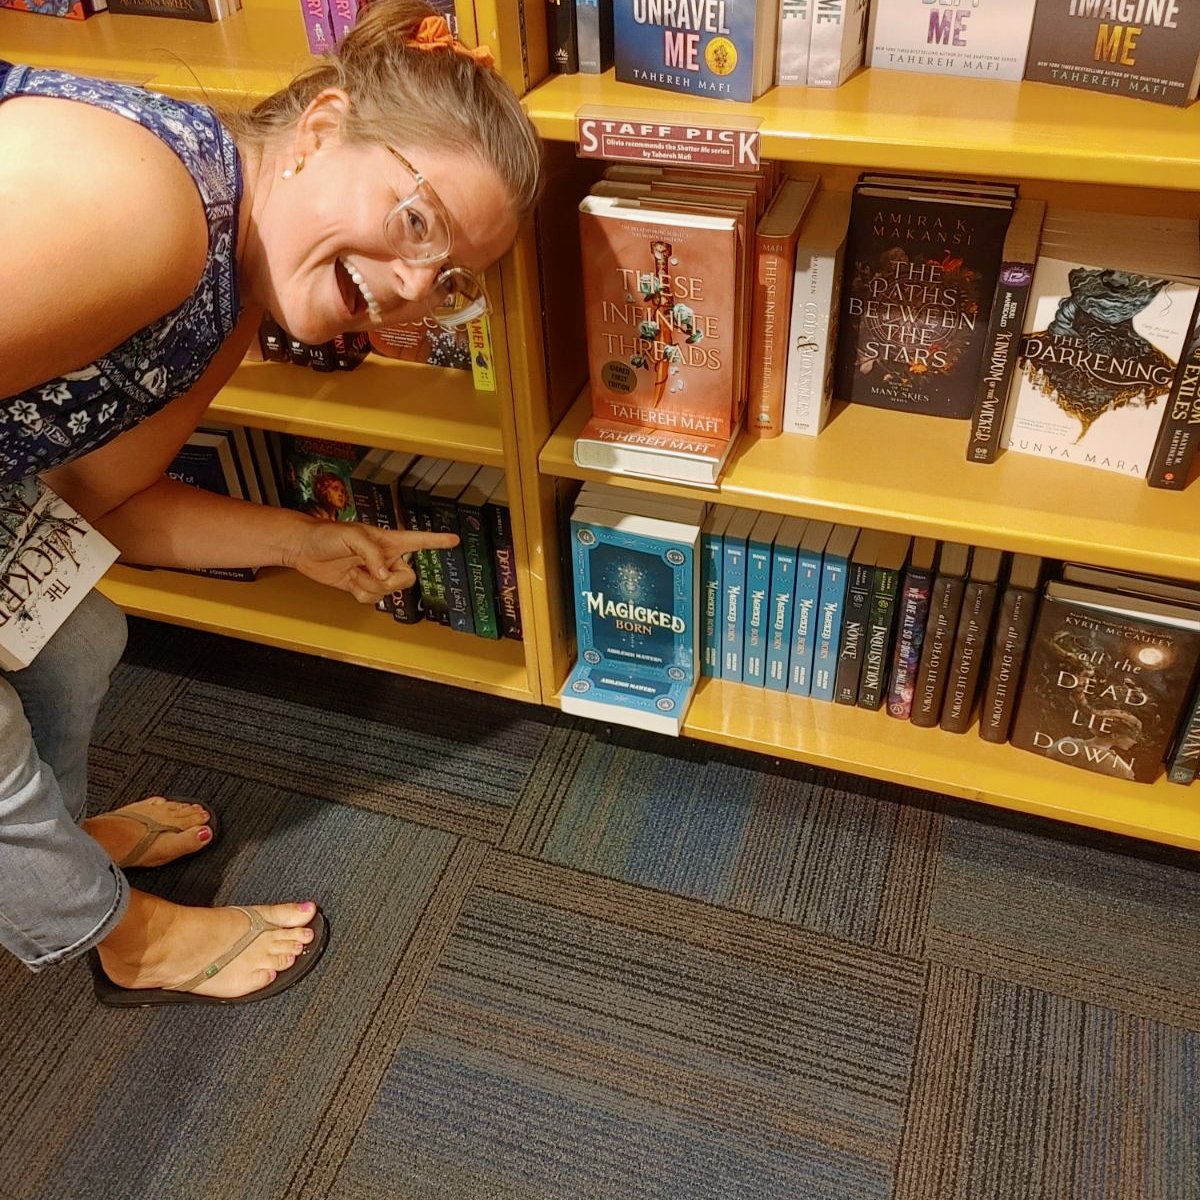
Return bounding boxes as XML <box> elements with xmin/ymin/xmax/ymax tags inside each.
<box><xmin>577</xmin><ymin>116</ymin><xmax>761</xmax><ymax>171</ymax></box>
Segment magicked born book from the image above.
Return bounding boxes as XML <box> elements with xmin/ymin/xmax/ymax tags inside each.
<box><xmin>1024</xmin><ymin>0</ymin><xmax>1200</xmax><ymax>107</ymax></box>
<box><xmin>835</xmin><ymin>185</ymin><xmax>1013</xmax><ymax>418</ymax></box>
<box><xmin>0</xmin><ymin>478</ymin><xmax>119</xmax><ymax>671</ymax></box>
<box><xmin>1009</xmin><ymin>581</ymin><xmax>1200</xmax><ymax>783</ymax></box>
<box><xmin>614</xmin><ymin>0</ymin><xmax>782</xmax><ymax>101</ymax></box>
<box><xmin>868</xmin><ymin>0</ymin><xmax>1037</xmax><ymax>81</ymax></box>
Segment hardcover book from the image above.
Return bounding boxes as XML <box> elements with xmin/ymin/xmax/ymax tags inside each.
<box><xmin>280</xmin><ymin>435</ymin><xmax>366</xmax><ymax>522</ymax></box>
<box><xmin>548</xmin><ymin>0</ymin><xmax>579</xmax><ymax>72</ymax></box>
<box><xmin>868</xmin><ymin>0</ymin><xmax>1037</xmax><ymax>81</ymax></box>
<box><xmin>367</xmin><ymin>320</ymin><xmax>471</xmax><ymax>371</ymax></box>
<box><xmin>776</xmin><ymin>0</ymin><xmax>814</xmax><ymax>84</ymax></box>
<box><xmin>910</xmin><ymin>540</ymin><xmax>971</xmax><ymax>726</ymax></box>
<box><xmin>1167</xmin><ymin>680</ymin><xmax>1200</xmax><ymax>784</ymax></box>
<box><xmin>579</xmin><ymin>197</ymin><xmax>742</xmax><ymax>444</ymax></box>
<box><xmin>885</xmin><ymin>536</ymin><xmax>938</xmax><ymax>719</ymax></box>
<box><xmin>978</xmin><ymin>552</ymin><xmax>1043</xmax><ymax>743</ymax></box>
<box><xmin>0</xmin><ymin>478</ymin><xmax>120</xmax><ymax>671</ymax></box>
<box><xmin>1009</xmin><ymin>581</ymin><xmax>1200</xmax><ymax>783</ymax></box>
<box><xmin>485</xmin><ymin>473</ymin><xmax>523</xmax><ymax>641</ymax></box>
<box><xmin>613</xmin><ymin>0</ymin><xmax>783</xmax><ymax>101</ymax></box>
<box><xmin>836</xmin><ymin>183</ymin><xmax>1013</xmax><ymax>418</ymax></box>
<box><xmin>939</xmin><ymin>546</ymin><xmax>1005</xmax><ymax>733</ymax></box>
<box><xmin>572</xmin><ymin>415</ymin><xmax>740</xmax><ymax>487</ymax></box>
<box><xmin>1024</xmin><ymin>0</ymin><xmax>1200</xmax><ymax>106</ymax></box>
<box><xmin>765</xmin><ymin>515</ymin><xmax>807</xmax><ymax>691</ymax></box>
<box><xmin>1147</xmin><ymin>291</ymin><xmax>1200</xmax><ymax>489</ymax></box>
<box><xmin>807</xmin><ymin>0</ymin><xmax>870</xmax><ymax>87</ymax></box>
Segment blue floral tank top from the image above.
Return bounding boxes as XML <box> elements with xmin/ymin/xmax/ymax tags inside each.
<box><xmin>0</xmin><ymin>62</ymin><xmax>241</xmax><ymax>487</ymax></box>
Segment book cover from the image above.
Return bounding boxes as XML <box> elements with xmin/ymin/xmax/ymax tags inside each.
<box><xmin>747</xmin><ymin>177</ymin><xmax>821</xmax><ymax>438</ymax></box>
<box><xmin>297</xmin><ymin>0</ymin><xmax>335</xmax><ymax>51</ymax></box>
<box><xmin>910</xmin><ymin>541</ymin><xmax>971</xmax><ymax>726</ymax></box>
<box><xmin>430</xmin><ymin>461</ymin><xmax>479</xmax><ymax>635</ymax></box>
<box><xmin>572</xmin><ymin>415</ymin><xmax>740</xmax><ymax>488</ymax></box>
<box><xmin>858</xmin><ymin>530</ymin><xmax>911</xmax><ymax>711</ymax></box>
<box><xmin>1024</xmin><ymin>0</ymin><xmax>1200</xmax><ymax>106</ymax></box>
<box><xmin>966</xmin><ymin>198</ymin><xmax>1047</xmax><ymax>463</ymax></box>
<box><xmin>0</xmin><ymin>0</ymin><xmax>91</xmax><ymax>19</ymax></box>
<box><xmin>765</xmin><ymin>515</ymin><xmax>807</xmax><ymax>691</ymax></box>
<box><xmin>868</xmin><ymin>0</ymin><xmax>1037</xmax><ymax>80</ymax></box>
<box><xmin>782</xmin><ymin>190</ymin><xmax>853</xmax><ymax>436</ymax></box>
<box><xmin>1147</xmin><ymin>291</ymin><xmax>1200</xmax><ymax>489</ymax></box>
<box><xmin>457</xmin><ymin>466</ymin><xmax>504</xmax><ymax>640</ymax></box>
<box><xmin>485</xmin><ymin>473</ymin><xmax>523</xmax><ymax>641</ymax></box>
<box><xmin>1166</xmin><ymin>680</ymin><xmax>1200</xmax><ymax>784</ymax></box>
<box><xmin>743</xmin><ymin>511</ymin><xmax>784</xmax><ymax>686</ymax></box>
<box><xmin>1005</xmin><ymin>255</ymin><xmax>1199</xmax><ymax>478</ymax></box>
<box><xmin>1009</xmin><ymin>581</ymin><xmax>1200</xmax><ymax>783</ymax></box>
<box><xmin>373</xmin><ymin>450</ymin><xmax>424</xmax><ymax>625</ymax></box>
<box><xmin>700</xmin><ymin>504</ymin><xmax>733</xmax><ymax>677</ymax></box>
<box><xmin>328</xmin><ymin>0</ymin><xmax>359</xmax><ymax>42</ymax></box>
<box><xmin>939</xmin><ymin>546</ymin><xmax>1005</xmax><ymax>733</ymax></box>
<box><xmin>580</xmin><ymin>198</ymin><xmax>741</xmax><ymax>442</ymax></box>
<box><xmin>411</xmin><ymin>457</ymin><xmax>452</xmax><ymax>625</ymax></box>
<box><xmin>978</xmin><ymin>552</ymin><xmax>1043</xmax><ymax>743</ymax></box>
<box><xmin>548</xmin><ymin>0</ymin><xmax>579</xmax><ymax>70</ymax></box>
<box><xmin>836</xmin><ymin>185</ymin><xmax>1013</xmax><ymax>418</ymax></box>
<box><xmin>560</xmin><ymin>659</ymin><xmax>695</xmax><ymax>736</ymax></box>
<box><xmin>833</xmin><ymin>528</ymin><xmax>882</xmax><ymax>706</ymax></box>
<box><xmin>576</xmin><ymin>0</ymin><xmax>615</xmax><ymax>71</ymax></box>
<box><xmin>280</xmin><ymin>435</ymin><xmax>366</xmax><ymax>522</ymax></box>
<box><xmin>776</xmin><ymin>0</ymin><xmax>814</xmax><ymax>84</ymax></box>
<box><xmin>0</xmin><ymin>478</ymin><xmax>120</xmax><ymax>671</ymax></box>
<box><xmin>885</xmin><ymin>536</ymin><xmax>938</xmax><ymax>718</ymax></box>
<box><xmin>787</xmin><ymin>519</ymin><xmax>833</xmax><ymax>694</ymax></box>
<box><xmin>721</xmin><ymin>507</ymin><xmax>757</xmax><ymax>682</ymax></box>
<box><xmin>367</xmin><ymin>320</ymin><xmax>471</xmax><ymax>371</ymax></box>
<box><xmin>613</xmin><ymin>0</ymin><xmax>782</xmax><ymax>100</ymax></box>
<box><xmin>247</xmin><ymin>427</ymin><xmax>282</xmax><ymax>508</ymax></box>
<box><xmin>811</xmin><ymin>523</ymin><xmax>859</xmax><ymax>701</ymax></box>
<box><xmin>106</xmin><ymin>0</ymin><xmax>217</xmax><ymax>19</ymax></box>
<box><xmin>807</xmin><ymin>0</ymin><xmax>870</xmax><ymax>87</ymax></box>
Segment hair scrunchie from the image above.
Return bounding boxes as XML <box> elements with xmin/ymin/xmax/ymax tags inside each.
<box><xmin>407</xmin><ymin>14</ymin><xmax>496</xmax><ymax>68</ymax></box>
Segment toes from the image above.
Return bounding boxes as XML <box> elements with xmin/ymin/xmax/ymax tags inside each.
<box><xmin>259</xmin><ymin>902</ymin><xmax>318</xmax><ymax>930</ymax></box>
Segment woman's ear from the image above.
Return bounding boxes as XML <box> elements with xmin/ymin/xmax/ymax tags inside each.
<box><xmin>292</xmin><ymin>87</ymin><xmax>352</xmax><ymax>160</ymax></box>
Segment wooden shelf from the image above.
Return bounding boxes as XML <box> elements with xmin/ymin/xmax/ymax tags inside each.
<box><xmin>216</xmin><ymin>359</ymin><xmax>505</xmax><ymax>466</ymax></box>
<box><xmin>542</xmin><ymin>392</ymin><xmax>1200</xmax><ymax>585</ymax></box>
<box><xmin>523</xmin><ymin>68</ymin><xmax>1200</xmax><ymax>191</ymax></box>
<box><xmin>684</xmin><ymin>679</ymin><xmax>1200</xmax><ymax>852</ymax></box>
<box><xmin>100</xmin><ymin>563</ymin><xmax>533</xmax><ymax>701</ymax></box>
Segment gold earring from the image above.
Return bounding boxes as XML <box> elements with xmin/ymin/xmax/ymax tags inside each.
<box><xmin>282</xmin><ymin>154</ymin><xmax>306</xmax><ymax>180</ymax></box>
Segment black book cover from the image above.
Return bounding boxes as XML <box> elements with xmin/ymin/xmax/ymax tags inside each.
<box><xmin>547</xmin><ymin>0</ymin><xmax>579</xmax><ymax>72</ymax></box>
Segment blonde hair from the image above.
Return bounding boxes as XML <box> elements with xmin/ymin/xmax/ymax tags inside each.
<box><xmin>226</xmin><ymin>0</ymin><xmax>543</xmax><ymax>219</ymax></box>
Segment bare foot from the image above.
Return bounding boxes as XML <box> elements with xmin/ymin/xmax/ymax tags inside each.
<box><xmin>98</xmin><ymin>889</ymin><xmax>319</xmax><ymax>999</ymax></box>
<box><xmin>84</xmin><ymin>797</ymin><xmax>213</xmax><ymax>868</ymax></box>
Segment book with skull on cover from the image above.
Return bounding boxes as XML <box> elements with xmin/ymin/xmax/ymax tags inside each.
<box><xmin>1003</xmin><ymin>211</ymin><xmax>1200</xmax><ymax>479</ymax></box>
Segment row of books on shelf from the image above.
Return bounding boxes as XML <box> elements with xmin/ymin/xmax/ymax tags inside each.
<box><xmin>164</xmin><ymin>424</ymin><xmax>522</xmax><ymax>640</ymax></box>
<box><xmin>576</xmin><ymin>165</ymin><xmax>1200</xmax><ymax>491</ymax></box>
<box><xmin>548</xmin><ymin>0</ymin><xmax>1200</xmax><ymax>108</ymax></box>
<box><xmin>0</xmin><ymin>0</ymin><xmax>241</xmax><ymax>23</ymax></box>
<box><xmin>561</xmin><ymin>485</ymin><xmax>1200</xmax><ymax>786</ymax></box>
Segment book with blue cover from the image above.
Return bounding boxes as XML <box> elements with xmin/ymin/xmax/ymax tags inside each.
<box><xmin>788</xmin><ymin>519</ymin><xmax>832</xmax><ymax>694</ymax></box>
<box><xmin>811</xmin><ymin>524</ymin><xmax>860</xmax><ymax>701</ymax></box>
<box><xmin>743</xmin><ymin>511</ymin><xmax>783</xmax><ymax>687</ymax></box>
<box><xmin>614</xmin><ymin>0</ymin><xmax>781</xmax><ymax>101</ymax></box>
<box><xmin>766</xmin><ymin>515</ymin><xmax>807</xmax><ymax>691</ymax></box>
<box><xmin>720</xmin><ymin>507</ymin><xmax>758</xmax><ymax>682</ymax></box>
<box><xmin>701</xmin><ymin>505</ymin><xmax>734</xmax><ymax>678</ymax></box>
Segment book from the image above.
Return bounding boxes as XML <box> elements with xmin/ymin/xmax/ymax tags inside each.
<box><xmin>0</xmin><ymin>0</ymin><xmax>101</xmax><ymax>18</ymax></box>
<box><xmin>560</xmin><ymin>503</ymin><xmax>701</xmax><ymax>736</ymax></box>
<box><xmin>1009</xmin><ymin>581</ymin><xmax>1200</xmax><ymax>783</ymax></box>
<box><xmin>372</xmin><ymin>450</ymin><xmax>423</xmax><ymax>624</ymax></box>
<box><xmin>885</xmin><ymin>536</ymin><xmax>938</xmax><ymax>719</ymax></box>
<box><xmin>410</xmin><ymin>457</ymin><xmax>452</xmax><ymax>625</ymax></box>
<box><xmin>328</xmin><ymin>0</ymin><xmax>359</xmax><ymax>43</ymax></box>
<box><xmin>484</xmin><ymin>473</ymin><xmax>523</xmax><ymax>641</ymax></box>
<box><xmin>1059</xmin><ymin>563</ymin><xmax>1200</xmax><ymax>609</ymax></box>
<box><xmin>700</xmin><ymin>504</ymin><xmax>734</xmax><ymax>676</ymax></box>
<box><xmin>430</xmin><ymin>460</ymin><xmax>479</xmax><ymax>635</ymax></box>
<box><xmin>776</xmin><ymin>0</ymin><xmax>815</xmax><ymax>84</ymax></box>
<box><xmin>0</xmin><ymin>478</ymin><xmax>120</xmax><ymax>671</ymax></box>
<box><xmin>807</xmin><ymin>0</ymin><xmax>870</xmax><ymax>87</ymax></box>
<box><xmin>868</xmin><ymin>0</ymin><xmax>1037</xmax><ymax>81</ymax></box>
<box><xmin>910</xmin><ymin>541</ymin><xmax>971</xmax><ymax>726</ymax></box>
<box><xmin>1024</xmin><ymin>0</ymin><xmax>1200</xmax><ymax>107</ymax></box>
<box><xmin>1147</xmin><ymin>291</ymin><xmax>1200</xmax><ymax>489</ymax></box>
<box><xmin>198</xmin><ymin>421</ymin><xmax>264</xmax><ymax>505</ymax></box>
<box><xmin>613</xmin><ymin>0</ymin><xmax>783</xmax><ymax>101</ymax></box>
<box><xmin>747</xmin><ymin>177</ymin><xmax>822</xmax><ymax>438</ymax></box>
<box><xmin>579</xmin><ymin>196</ymin><xmax>742</xmax><ymax>441</ymax></box>
<box><xmin>367</xmin><ymin>320</ymin><xmax>471</xmax><ymax>370</ymax></box>
<box><xmin>548</xmin><ymin>0</ymin><xmax>579</xmax><ymax>72</ymax></box>
<box><xmin>744</xmin><ymin>511</ymin><xmax>784</xmax><ymax>686</ymax></box>
<box><xmin>939</xmin><ymin>546</ymin><xmax>1005</xmax><ymax>733</ymax></box>
<box><xmin>297</xmin><ymin>0</ymin><xmax>335</xmax><ymax>51</ymax></box>
<box><xmin>858</xmin><ymin>530</ymin><xmax>911</xmax><ymax>711</ymax></box>
<box><xmin>457</xmin><ymin>466</ymin><xmax>505</xmax><ymax>640</ymax></box>
<box><xmin>107</xmin><ymin>0</ymin><xmax>219</xmax><ymax>19</ymax></box>
<box><xmin>787</xmin><ymin>519</ymin><xmax>833</xmax><ymax>694</ymax></box>
<box><xmin>1004</xmin><ymin>219</ymin><xmax>1200</xmax><ymax>478</ymax></box>
<box><xmin>572</xmin><ymin>415</ymin><xmax>740</xmax><ymax>487</ymax></box>
<box><xmin>781</xmin><ymin>190</ymin><xmax>853</xmax><ymax>436</ymax></box>
<box><xmin>978</xmin><ymin>552</ymin><xmax>1043</xmax><ymax>743</ymax></box>
<box><xmin>720</xmin><ymin>507</ymin><xmax>757</xmax><ymax>682</ymax></box>
<box><xmin>836</xmin><ymin>183</ymin><xmax>1014</xmax><ymax>419</ymax></box>
<box><xmin>576</xmin><ymin>0</ymin><xmax>614</xmax><ymax>72</ymax></box>
<box><xmin>811</xmin><ymin>523</ymin><xmax>859</xmax><ymax>701</ymax></box>
<box><xmin>1166</xmin><ymin>679</ymin><xmax>1200</xmax><ymax>784</ymax></box>
<box><xmin>833</xmin><ymin>527</ymin><xmax>882</xmax><ymax>706</ymax></box>
<box><xmin>966</xmin><ymin>198</ymin><xmax>1047</xmax><ymax>464</ymax></box>
<box><xmin>279</xmin><ymin>435</ymin><xmax>366</xmax><ymax>521</ymax></box>
<box><xmin>765</xmin><ymin>515</ymin><xmax>807</xmax><ymax>691</ymax></box>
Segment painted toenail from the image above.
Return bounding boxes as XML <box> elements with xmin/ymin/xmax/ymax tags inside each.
<box><xmin>197</xmin><ymin>828</ymin><xmax>212</xmax><ymax>842</ymax></box>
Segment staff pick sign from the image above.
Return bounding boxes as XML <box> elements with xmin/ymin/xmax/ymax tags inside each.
<box><xmin>577</xmin><ymin>116</ymin><xmax>761</xmax><ymax>171</ymax></box>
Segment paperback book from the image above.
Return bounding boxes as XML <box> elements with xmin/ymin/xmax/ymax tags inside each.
<box><xmin>776</xmin><ymin>0</ymin><xmax>814</xmax><ymax>84</ymax></box>
<box><xmin>807</xmin><ymin>0</ymin><xmax>870</xmax><ymax>87</ymax></box>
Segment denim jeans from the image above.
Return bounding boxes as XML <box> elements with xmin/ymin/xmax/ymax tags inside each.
<box><xmin>0</xmin><ymin>589</ymin><xmax>130</xmax><ymax>970</ymax></box>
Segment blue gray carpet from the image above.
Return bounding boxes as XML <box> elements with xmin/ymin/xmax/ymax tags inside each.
<box><xmin>1</xmin><ymin>617</ymin><xmax>1197</xmax><ymax>1200</ymax></box>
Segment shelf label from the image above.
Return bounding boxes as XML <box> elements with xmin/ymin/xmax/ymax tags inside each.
<box><xmin>577</xmin><ymin>113</ymin><xmax>761</xmax><ymax>171</ymax></box>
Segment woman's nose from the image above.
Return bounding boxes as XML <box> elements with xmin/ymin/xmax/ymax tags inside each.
<box><xmin>394</xmin><ymin>259</ymin><xmax>444</xmax><ymax>300</ymax></box>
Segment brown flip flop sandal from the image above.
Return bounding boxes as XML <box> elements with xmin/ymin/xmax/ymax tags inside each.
<box><xmin>89</xmin><ymin>906</ymin><xmax>329</xmax><ymax>1008</ymax></box>
<box><xmin>106</xmin><ymin>803</ymin><xmax>221</xmax><ymax>870</ymax></box>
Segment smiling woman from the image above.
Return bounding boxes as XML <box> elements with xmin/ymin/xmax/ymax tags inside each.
<box><xmin>0</xmin><ymin>0</ymin><xmax>543</xmax><ymax>1009</ymax></box>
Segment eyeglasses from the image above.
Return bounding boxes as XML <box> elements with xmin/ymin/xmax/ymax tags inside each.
<box><xmin>382</xmin><ymin>146</ymin><xmax>490</xmax><ymax>329</ymax></box>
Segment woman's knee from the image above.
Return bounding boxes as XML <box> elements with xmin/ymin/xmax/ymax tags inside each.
<box><xmin>41</xmin><ymin>590</ymin><xmax>128</xmax><ymax>691</ymax></box>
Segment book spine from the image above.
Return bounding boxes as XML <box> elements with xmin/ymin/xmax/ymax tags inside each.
<box><xmin>412</xmin><ymin>483</ymin><xmax>450</xmax><ymax>625</ymax></box>
<box><xmin>574</xmin><ymin>0</ymin><xmax>612</xmax><ymax>72</ymax></box>
<box><xmin>765</xmin><ymin>544</ymin><xmax>797</xmax><ymax>692</ymax></box>
<box><xmin>858</xmin><ymin>565</ymin><xmax>900</xmax><ymax>711</ymax></box>
<box><xmin>885</xmin><ymin>564</ymin><xmax>934</xmax><ymax>720</ymax></box>
<box><xmin>327</xmin><ymin>0</ymin><xmax>358</xmax><ymax>43</ymax></box>
<box><xmin>967</xmin><ymin>258</ymin><xmax>1036</xmax><ymax>464</ymax></box>
<box><xmin>721</xmin><ymin>537</ymin><xmax>749</xmax><ymax>682</ymax></box>
<box><xmin>700</xmin><ymin>526</ymin><xmax>724</xmax><ymax>678</ymax></box>
<box><xmin>1166</xmin><ymin>679</ymin><xmax>1200</xmax><ymax>785</ymax></box>
<box><xmin>373</xmin><ymin>479</ymin><xmax>423</xmax><ymax>625</ymax></box>
<box><xmin>939</xmin><ymin>577</ymin><xmax>1000</xmax><ymax>733</ymax></box>
<box><xmin>348</xmin><ymin>475</ymin><xmax>388</xmax><ymax>615</ymax></box>
<box><xmin>782</xmin><ymin>240</ymin><xmax>842</xmax><ymax>436</ymax></box>
<box><xmin>787</xmin><ymin>549</ymin><xmax>823</xmax><ymax>695</ymax></box>
<box><xmin>298</xmin><ymin>0</ymin><xmax>335</xmax><ymax>55</ymax></box>
<box><xmin>977</xmin><ymin>584</ymin><xmax>1039</xmax><ymax>744</ymax></box>
<box><xmin>487</xmin><ymin>497</ymin><xmax>523</xmax><ymax>640</ymax></box>
<box><xmin>833</xmin><ymin>554</ymin><xmax>873</xmax><ymax>705</ymax></box>
<box><xmin>811</xmin><ymin>555</ymin><xmax>848</xmax><ymax>702</ymax></box>
<box><xmin>910</xmin><ymin>571</ymin><xmax>967</xmax><ymax>727</ymax></box>
<box><xmin>1147</xmin><ymin>296</ymin><xmax>1200</xmax><ymax>489</ymax></box>
<box><xmin>547</xmin><ymin>0</ymin><xmax>578</xmax><ymax>72</ymax></box>
<box><xmin>458</xmin><ymin>500</ymin><xmax>501</xmax><ymax>640</ymax></box>
<box><xmin>430</xmin><ymin>495</ymin><xmax>476</xmax><ymax>635</ymax></box>
<box><xmin>747</xmin><ymin>231</ymin><xmax>797</xmax><ymax>438</ymax></box>
<box><xmin>743</xmin><ymin>537</ymin><xmax>774</xmax><ymax>686</ymax></box>
<box><xmin>776</xmin><ymin>0</ymin><xmax>813</xmax><ymax>85</ymax></box>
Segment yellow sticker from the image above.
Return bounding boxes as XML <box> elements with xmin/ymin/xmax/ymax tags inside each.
<box><xmin>705</xmin><ymin>37</ymin><xmax>738</xmax><ymax>76</ymax></box>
